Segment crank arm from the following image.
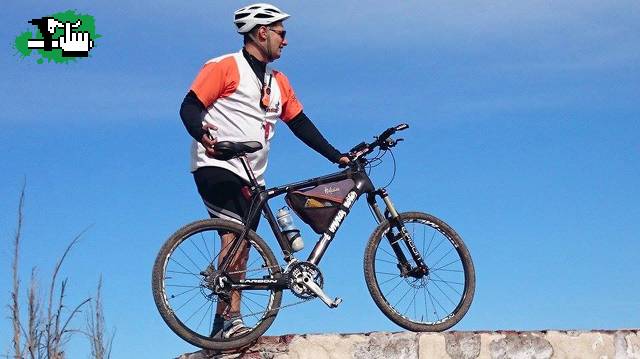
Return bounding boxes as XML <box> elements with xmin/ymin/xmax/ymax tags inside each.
<box><xmin>296</xmin><ymin>273</ymin><xmax>342</xmax><ymax>308</ymax></box>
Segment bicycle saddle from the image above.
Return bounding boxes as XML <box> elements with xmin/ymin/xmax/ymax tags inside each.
<box><xmin>213</xmin><ymin>141</ymin><xmax>263</xmax><ymax>160</ymax></box>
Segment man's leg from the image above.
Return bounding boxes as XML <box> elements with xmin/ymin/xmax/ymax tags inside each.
<box><xmin>215</xmin><ymin>232</ymin><xmax>250</xmax><ymax>317</ymax></box>
<box><xmin>193</xmin><ymin>166</ymin><xmax>259</xmax><ymax>337</ymax></box>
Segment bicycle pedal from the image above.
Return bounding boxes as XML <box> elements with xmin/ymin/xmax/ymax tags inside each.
<box><xmin>330</xmin><ymin>297</ymin><xmax>343</xmax><ymax>308</ymax></box>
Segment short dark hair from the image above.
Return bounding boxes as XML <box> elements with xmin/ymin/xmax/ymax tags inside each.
<box><xmin>243</xmin><ymin>25</ymin><xmax>261</xmax><ymax>45</ymax></box>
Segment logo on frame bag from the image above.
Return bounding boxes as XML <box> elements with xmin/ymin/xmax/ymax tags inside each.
<box><xmin>14</xmin><ymin>10</ymin><xmax>100</xmax><ymax>64</ymax></box>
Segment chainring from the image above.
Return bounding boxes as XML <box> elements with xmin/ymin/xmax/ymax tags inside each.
<box><xmin>286</xmin><ymin>261</ymin><xmax>324</xmax><ymax>299</ymax></box>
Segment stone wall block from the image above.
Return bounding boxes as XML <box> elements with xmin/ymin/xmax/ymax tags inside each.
<box><xmin>545</xmin><ymin>330</ymin><xmax>614</xmax><ymax>358</ymax></box>
<box><xmin>353</xmin><ymin>332</ymin><xmax>419</xmax><ymax>359</ymax></box>
<box><xmin>615</xmin><ymin>331</ymin><xmax>640</xmax><ymax>359</ymax></box>
<box><xmin>444</xmin><ymin>332</ymin><xmax>481</xmax><ymax>359</ymax></box>
<box><xmin>489</xmin><ymin>332</ymin><xmax>553</xmax><ymax>359</ymax></box>
<box><xmin>287</xmin><ymin>333</ymin><xmax>369</xmax><ymax>359</ymax></box>
<box><xmin>419</xmin><ymin>333</ymin><xmax>449</xmax><ymax>358</ymax></box>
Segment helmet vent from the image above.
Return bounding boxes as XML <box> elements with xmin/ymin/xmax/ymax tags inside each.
<box><xmin>254</xmin><ymin>13</ymin><xmax>273</xmax><ymax>19</ymax></box>
<box><xmin>235</xmin><ymin>13</ymin><xmax>250</xmax><ymax>20</ymax></box>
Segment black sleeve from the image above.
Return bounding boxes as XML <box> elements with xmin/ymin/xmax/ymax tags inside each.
<box><xmin>179</xmin><ymin>90</ymin><xmax>206</xmax><ymax>142</ymax></box>
<box><xmin>286</xmin><ymin>111</ymin><xmax>343</xmax><ymax>163</ymax></box>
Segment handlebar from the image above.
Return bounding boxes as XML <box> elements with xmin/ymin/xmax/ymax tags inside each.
<box><xmin>345</xmin><ymin>123</ymin><xmax>409</xmax><ymax>165</ymax></box>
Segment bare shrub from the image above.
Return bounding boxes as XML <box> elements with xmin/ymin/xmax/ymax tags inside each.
<box><xmin>7</xmin><ymin>185</ymin><xmax>114</xmax><ymax>359</ymax></box>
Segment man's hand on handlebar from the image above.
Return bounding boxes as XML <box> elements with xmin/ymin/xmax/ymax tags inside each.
<box><xmin>343</xmin><ymin>123</ymin><xmax>410</xmax><ymax>165</ymax></box>
<box><xmin>338</xmin><ymin>156</ymin><xmax>350</xmax><ymax>166</ymax></box>
<box><xmin>201</xmin><ymin>123</ymin><xmax>218</xmax><ymax>158</ymax></box>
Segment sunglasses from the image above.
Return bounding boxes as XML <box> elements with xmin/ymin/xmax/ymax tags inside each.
<box><xmin>268</xmin><ymin>28</ymin><xmax>286</xmax><ymax>40</ymax></box>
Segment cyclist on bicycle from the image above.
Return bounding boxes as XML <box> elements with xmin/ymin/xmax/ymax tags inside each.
<box><xmin>179</xmin><ymin>3</ymin><xmax>349</xmax><ymax>338</ymax></box>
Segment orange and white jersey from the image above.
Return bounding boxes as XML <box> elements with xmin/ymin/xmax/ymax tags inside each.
<box><xmin>189</xmin><ymin>50</ymin><xmax>303</xmax><ymax>185</ymax></box>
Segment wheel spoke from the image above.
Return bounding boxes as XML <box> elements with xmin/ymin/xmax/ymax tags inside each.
<box><xmin>423</xmin><ymin>286</ymin><xmax>429</xmax><ymax>322</ymax></box>
<box><xmin>431</xmin><ymin>278</ymin><xmax>458</xmax><ymax>307</ymax></box>
<box><xmin>168</xmin><ymin>286</ymin><xmax>201</xmax><ymax>299</ymax></box>
<box><xmin>167</xmin><ymin>270</ymin><xmax>200</xmax><ymax>276</ymax></box>
<box><xmin>432</xmin><ymin>258</ymin><xmax>461</xmax><ymax>271</ymax></box>
<box><xmin>166</xmin><ymin>284</ymin><xmax>200</xmax><ymax>289</ymax></box>
<box><xmin>380</xmin><ymin>246</ymin><xmax>397</xmax><ymax>260</ymax></box>
<box><xmin>379</xmin><ymin>275</ymin><xmax>402</xmax><ymax>286</ymax></box>
<box><xmin>200</xmin><ymin>232</ymin><xmax>213</xmax><ymax>264</ymax></box>
<box><xmin>196</xmin><ymin>300</ymin><xmax>214</xmax><ymax>332</ymax></box>
<box><xmin>178</xmin><ymin>246</ymin><xmax>204</xmax><ymax>274</ymax></box>
<box><xmin>384</xmin><ymin>275</ymin><xmax>405</xmax><ymax>296</ymax></box>
<box><xmin>424</xmin><ymin>229</ymin><xmax>436</xmax><ymax>257</ymax></box>
<box><xmin>426</xmin><ymin>286</ymin><xmax>442</xmax><ymax>319</ymax></box>
<box><xmin>403</xmin><ymin>287</ymin><xmax>419</xmax><ymax>318</ymax></box>
<box><xmin>431</xmin><ymin>272</ymin><xmax>464</xmax><ymax>296</ymax></box>
<box><xmin>168</xmin><ymin>257</ymin><xmax>201</xmax><ymax>280</ymax></box>
<box><xmin>174</xmin><ymin>289</ymin><xmax>205</xmax><ymax>312</ymax></box>
<box><xmin>426</xmin><ymin>236</ymin><xmax>445</xmax><ymax>259</ymax></box>
<box><xmin>190</xmin><ymin>237</ymin><xmax>211</xmax><ymax>265</ymax></box>
<box><xmin>375</xmin><ymin>258</ymin><xmax>398</xmax><ymax>265</ymax></box>
<box><xmin>431</xmin><ymin>247</ymin><xmax>454</xmax><ymax>269</ymax></box>
<box><xmin>185</xmin><ymin>296</ymin><xmax>212</xmax><ymax>323</ymax></box>
<box><xmin>393</xmin><ymin>285</ymin><xmax>414</xmax><ymax>309</ymax></box>
<box><xmin>375</xmin><ymin>271</ymin><xmax>402</xmax><ymax>276</ymax></box>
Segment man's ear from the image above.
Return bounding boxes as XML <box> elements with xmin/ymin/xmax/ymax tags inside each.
<box><xmin>256</xmin><ymin>26</ymin><xmax>268</xmax><ymax>41</ymax></box>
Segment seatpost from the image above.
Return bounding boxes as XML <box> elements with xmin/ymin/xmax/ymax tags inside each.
<box><xmin>239</xmin><ymin>155</ymin><xmax>259</xmax><ymax>188</ymax></box>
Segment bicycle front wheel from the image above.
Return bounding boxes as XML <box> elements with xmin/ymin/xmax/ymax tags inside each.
<box><xmin>364</xmin><ymin>212</ymin><xmax>475</xmax><ymax>332</ymax></box>
<box><xmin>152</xmin><ymin>219</ymin><xmax>282</xmax><ymax>350</ymax></box>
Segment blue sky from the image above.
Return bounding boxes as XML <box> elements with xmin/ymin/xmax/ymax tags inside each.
<box><xmin>1</xmin><ymin>1</ymin><xmax>639</xmax><ymax>357</ymax></box>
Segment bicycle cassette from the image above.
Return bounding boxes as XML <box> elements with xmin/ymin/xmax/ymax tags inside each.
<box><xmin>286</xmin><ymin>261</ymin><xmax>324</xmax><ymax>299</ymax></box>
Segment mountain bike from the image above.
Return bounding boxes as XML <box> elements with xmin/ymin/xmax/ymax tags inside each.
<box><xmin>152</xmin><ymin>124</ymin><xmax>475</xmax><ymax>350</ymax></box>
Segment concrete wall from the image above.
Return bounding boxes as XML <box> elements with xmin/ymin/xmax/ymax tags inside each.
<box><xmin>178</xmin><ymin>330</ymin><xmax>640</xmax><ymax>359</ymax></box>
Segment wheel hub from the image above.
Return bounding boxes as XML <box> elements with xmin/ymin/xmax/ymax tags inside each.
<box><xmin>199</xmin><ymin>264</ymin><xmax>231</xmax><ymax>302</ymax></box>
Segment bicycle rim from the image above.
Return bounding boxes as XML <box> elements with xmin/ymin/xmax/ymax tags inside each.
<box><xmin>364</xmin><ymin>212</ymin><xmax>475</xmax><ymax>331</ymax></box>
<box><xmin>152</xmin><ymin>219</ymin><xmax>282</xmax><ymax>350</ymax></box>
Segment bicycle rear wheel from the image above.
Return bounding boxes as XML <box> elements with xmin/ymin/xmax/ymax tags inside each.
<box><xmin>152</xmin><ymin>219</ymin><xmax>282</xmax><ymax>350</ymax></box>
<box><xmin>363</xmin><ymin>212</ymin><xmax>475</xmax><ymax>332</ymax></box>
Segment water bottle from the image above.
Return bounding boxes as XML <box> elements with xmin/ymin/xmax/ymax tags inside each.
<box><xmin>276</xmin><ymin>207</ymin><xmax>304</xmax><ymax>252</ymax></box>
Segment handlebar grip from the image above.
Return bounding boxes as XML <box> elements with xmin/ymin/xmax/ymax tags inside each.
<box><xmin>379</xmin><ymin>127</ymin><xmax>395</xmax><ymax>140</ymax></box>
<box><xmin>395</xmin><ymin>123</ymin><xmax>409</xmax><ymax>131</ymax></box>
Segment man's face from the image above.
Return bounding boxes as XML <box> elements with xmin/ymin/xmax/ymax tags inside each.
<box><xmin>265</xmin><ymin>23</ymin><xmax>287</xmax><ymax>60</ymax></box>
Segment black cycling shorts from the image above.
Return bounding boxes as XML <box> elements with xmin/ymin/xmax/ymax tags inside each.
<box><xmin>193</xmin><ymin>166</ymin><xmax>260</xmax><ymax>230</ymax></box>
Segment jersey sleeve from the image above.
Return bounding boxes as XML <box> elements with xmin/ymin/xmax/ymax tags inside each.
<box><xmin>190</xmin><ymin>56</ymin><xmax>239</xmax><ymax>108</ymax></box>
<box><xmin>273</xmin><ymin>71</ymin><xmax>303</xmax><ymax>122</ymax></box>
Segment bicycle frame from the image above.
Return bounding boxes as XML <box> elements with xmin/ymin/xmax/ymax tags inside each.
<box><xmin>218</xmin><ymin>156</ymin><xmax>428</xmax><ymax>290</ymax></box>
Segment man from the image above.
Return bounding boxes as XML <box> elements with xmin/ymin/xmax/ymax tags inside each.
<box><xmin>179</xmin><ymin>3</ymin><xmax>349</xmax><ymax>338</ymax></box>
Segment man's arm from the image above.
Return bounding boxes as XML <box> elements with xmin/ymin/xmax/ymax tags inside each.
<box><xmin>179</xmin><ymin>90</ymin><xmax>217</xmax><ymax>157</ymax></box>
<box><xmin>179</xmin><ymin>90</ymin><xmax>206</xmax><ymax>141</ymax></box>
<box><xmin>286</xmin><ymin>111</ymin><xmax>343</xmax><ymax>163</ymax></box>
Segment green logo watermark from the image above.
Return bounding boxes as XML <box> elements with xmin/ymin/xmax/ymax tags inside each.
<box><xmin>14</xmin><ymin>10</ymin><xmax>101</xmax><ymax>64</ymax></box>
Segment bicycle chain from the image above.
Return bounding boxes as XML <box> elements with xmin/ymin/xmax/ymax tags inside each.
<box><xmin>240</xmin><ymin>296</ymin><xmax>316</xmax><ymax>320</ymax></box>
<box><xmin>235</xmin><ymin>261</ymin><xmax>322</xmax><ymax>319</ymax></box>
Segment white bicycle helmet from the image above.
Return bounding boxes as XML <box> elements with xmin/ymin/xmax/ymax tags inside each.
<box><xmin>234</xmin><ymin>3</ymin><xmax>290</xmax><ymax>34</ymax></box>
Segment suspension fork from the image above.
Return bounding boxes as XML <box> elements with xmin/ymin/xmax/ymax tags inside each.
<box><xmin>367</xmin><ymin>190</ymin><xmax>428</xmax><ymax>276</ymax></box>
